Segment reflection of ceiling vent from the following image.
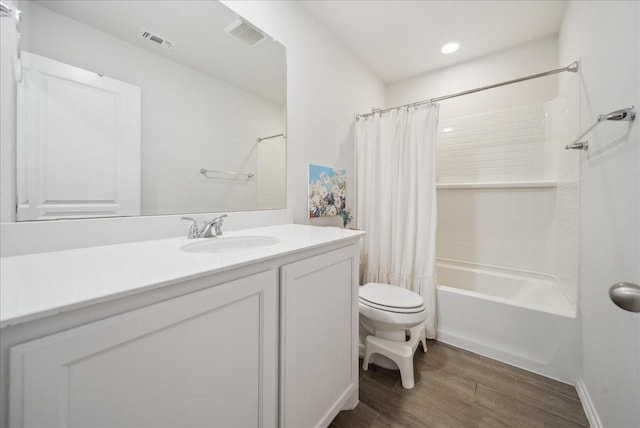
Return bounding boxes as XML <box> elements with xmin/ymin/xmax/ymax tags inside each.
<box><xmin>138</xmin><ymin>28</ymin><xmax>174</xmax><ymax>49</ymax></box>
<box><xmin>224</xmin><ymin>18</ymin><xmax>265</xmax><ymax>47</ymax></box>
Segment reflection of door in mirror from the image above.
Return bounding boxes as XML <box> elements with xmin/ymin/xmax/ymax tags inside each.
<box><xmin>17</xmin><ymin>52</ymin><xmax>141</xmax><ymax>220</ymax></box>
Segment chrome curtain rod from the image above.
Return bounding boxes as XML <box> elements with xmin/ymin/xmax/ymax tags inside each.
<box><xmin>356</xmin><ymin>61</ymin><xmax>579</xmax><ymax>120</ymax></box>
<box><xmin>257</xmin><ymin>133</ymin><xmax>286</xmax><ymax>143</ymax></box>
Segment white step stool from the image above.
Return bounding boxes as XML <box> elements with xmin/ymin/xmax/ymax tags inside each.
<box><xmin>362</xmin><ymin>323</ymin><xmax>427</xmax><ymax>389</ymax></box>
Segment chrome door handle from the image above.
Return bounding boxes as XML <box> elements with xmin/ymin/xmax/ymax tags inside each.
<box><xmin>609</xmin><ymin>282</ymin><xmax>640</xmax><ymax>313</ymax></box>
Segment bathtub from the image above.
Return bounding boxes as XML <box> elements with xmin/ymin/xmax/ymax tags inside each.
<box><xmin>436</xmin><ymin>259</ymin><xmax>580</xmax><ymax>383</ymax></box>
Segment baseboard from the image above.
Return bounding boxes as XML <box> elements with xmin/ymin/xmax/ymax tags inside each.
<box><xmin>575</xmin><ymin>378</ymin><xmax>603</xmax><ymax>428</ymax></box>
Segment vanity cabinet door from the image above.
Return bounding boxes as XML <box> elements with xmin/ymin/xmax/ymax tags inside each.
<box><xmin>280</xmin><ymin>245</ymin><xmax>360</xmax><ymax>428</ymax></box>
<box><xmin>9</xmin><ymin>270</ymin><xmax>278</xmax><ymax>428</ymax></box>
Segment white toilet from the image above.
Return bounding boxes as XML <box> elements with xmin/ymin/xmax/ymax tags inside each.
<box><xmin>359</xmin><ymin>283</ymin><xmax>428</xmax><ymax>389</ymax></box>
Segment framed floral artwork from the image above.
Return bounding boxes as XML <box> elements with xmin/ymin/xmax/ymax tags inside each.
<box><xmin>308</xmin><ymin>164</ymin><xmax>346</xmax><ymax>218</ymax></box>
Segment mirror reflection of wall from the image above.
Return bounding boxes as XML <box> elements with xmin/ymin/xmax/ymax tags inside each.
<box><xmin>16</xmin><ymin>0</ymin><xmax>286</xmax><ymax>220</ymax></box>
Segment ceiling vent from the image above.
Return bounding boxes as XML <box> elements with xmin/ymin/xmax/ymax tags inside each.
<box><xmin>138</xmin><ymin>28</ymin><xmax>174</xmax><ymax>49</ymax></box>
<box><xmin>224</xmin><ymin>18</ymin><xmax>265</xmax><ymax>47</ymax></box>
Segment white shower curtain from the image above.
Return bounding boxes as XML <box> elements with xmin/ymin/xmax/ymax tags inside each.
<box><xmin>355</xmin><ymin>104</ymin><xmax>439</xmax><ymax>338</ymax></box>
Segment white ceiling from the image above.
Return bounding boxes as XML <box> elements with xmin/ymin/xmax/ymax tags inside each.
<box><xmin>303</xmin><ymin>0</ymin><xmax>567</xmax><ymax>83</ymax></box>
<box><xmin>33</xmin><ymin>0</ymin><xmax>286</xmax><ymax>106</ymax></box>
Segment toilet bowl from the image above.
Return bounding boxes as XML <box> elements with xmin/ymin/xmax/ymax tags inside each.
<box><xmin>359</xmin><ymin>283</ymin><xmax>428</xmax><ymax>389</ymax></box>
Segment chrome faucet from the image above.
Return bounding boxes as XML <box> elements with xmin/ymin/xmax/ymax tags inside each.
<box><xmin>201</xmin><ymin>214</ymin><xmax>228</xmax><ymax>237</ymax></box>
<box><xmin>181</xmin><ymin>217</ymin><xmax>201</xmax><ymax>239</ymax></box>
<box><xmin>181</xmin><ymin>215</ymin><xmax>228</xmax><ymax>239</ymax></box>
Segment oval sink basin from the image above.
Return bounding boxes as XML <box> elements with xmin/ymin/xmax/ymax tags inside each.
<box><xmin>180</xmin><ymin>236</ymin><xmax>280</xmax><ymax>254</ymax></box>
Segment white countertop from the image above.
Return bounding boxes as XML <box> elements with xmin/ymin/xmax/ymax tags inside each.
<box><xmin>0</xmin><ymin>224</ymin><xmax>364</xmax><ymax>328</ymax></box>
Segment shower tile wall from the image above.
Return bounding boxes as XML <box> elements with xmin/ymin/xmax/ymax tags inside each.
<box><xmin>551</xmin><ymin>184</ymin><xmax>579</xmax><ymax>303</ymax></box>
<box><xmin>547</xmin><ymin>83</ymin><xmax>580</xmax><ymax>304</ymax></box>
<box><xmin>436</xmin><ymin>100</ymin><xmax>579</xmax><ymax>304</ymax></box>
<box><xmin>437</xmin><ymin>188</ymin><xmax>557</xmax><ymax>272</ymax></box>
<box><xmin>436</xmin><ymin>104</ymin><xmax>551</xmax><ymax>184</ymax></box>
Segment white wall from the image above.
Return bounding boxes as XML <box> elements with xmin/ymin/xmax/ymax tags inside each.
<box><xmin>20</xmin><ymin>1</ymin><xmax>284</xmax><ymax>215</ymax></box>
<box><xmin>387</xmin><ymin>36</ymin><xmax>559</xmax><ymax>120</ymax></box>
<box><xmin>0</xmin><ymin>0</ymin><xmax>18</xmax><ymax>222</ymax></box>
<box><xmin>559</xmin><ymin>1</ymin><xmax>640</xmax><ymax>427</ymax></box>
<box><xmin>222</xmin><ymin>0</ymin><xmax>385</xmax><ymax>225</ymax></box>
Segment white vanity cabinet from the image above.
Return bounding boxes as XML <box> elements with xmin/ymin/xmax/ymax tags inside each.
<box><xmin>2</xmin><ymin>225</ymin><xmax>364</xmax><ymax>428</ymax></box>
<box><xmin>9</xmin><ymin>270</ymin><xmax>279</xmax><ymax>428</ymax></box>
<box><xmin>280</xmin><ymin>245</ymin><xmax>360</xmax><ymax>428</ymax></box>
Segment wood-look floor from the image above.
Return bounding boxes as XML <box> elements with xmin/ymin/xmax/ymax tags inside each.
<box><xmin>330</xmin><ymin>340</ymin><xmax>588</xmax><ymax>428</ymax></box>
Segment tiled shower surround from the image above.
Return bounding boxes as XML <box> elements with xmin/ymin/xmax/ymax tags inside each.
<box><xmin>437</xmin><ymin>104</ymin><xmax>551</xmax><ymax>184</ymax></box>
<box><xmin>436</xmin><ymin>98</ymin><xmax>580</xmax><ymax>305</ymax></box>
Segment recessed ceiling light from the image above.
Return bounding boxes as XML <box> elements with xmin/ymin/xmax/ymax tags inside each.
<box><xmin>441</xmin><ymin>41</ymin><xmax>461</xmax><ymax>55</ymax></box>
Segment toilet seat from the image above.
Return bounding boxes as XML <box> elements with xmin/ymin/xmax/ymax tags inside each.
<box><xmin>359</xmin><ymin>299</ymin><xmax>425</xmax><ymax>314</ymax></box>
<box><xmin>359</xmin><ymin>283</ymin><xmax>425</xmax><ymax>314</ymax></box>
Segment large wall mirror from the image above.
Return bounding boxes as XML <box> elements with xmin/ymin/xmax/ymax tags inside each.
<box><xmin>16</xmin><ymin>0</ymin><xmax>286</xmax><ymax>221</ymax></box>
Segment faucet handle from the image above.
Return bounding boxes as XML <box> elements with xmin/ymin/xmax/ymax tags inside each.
<box><xmin>212</xmin><ymin>214</ymin><xmax>228</xmax><ymax>235</ymax></box>
<box><xmin>181</xmin><ymin>217</ymin><xmax>200</xmax><ymax>239</ymax></box>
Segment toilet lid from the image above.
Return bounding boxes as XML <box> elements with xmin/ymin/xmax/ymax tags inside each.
<box><xmin>359</xmin><ymin>283</ymin><xmax>424</xmax><ymax>310</ymax></box>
